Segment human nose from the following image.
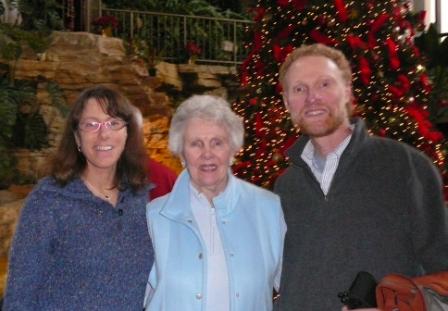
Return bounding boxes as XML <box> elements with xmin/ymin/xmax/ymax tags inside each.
<box><xmin>306</xmin><ymin>86</ymin><xmax>321</xmax><ymax>103</ymax></box>
<box><xmin>200</xmin><ymin>145</ymin><xmax>213</xmax><ymax>158</ymax></box>
<box><xmin>98</xmin><ymin>122</ymin><xmax>112</xmax><ymax>137</ymax></box>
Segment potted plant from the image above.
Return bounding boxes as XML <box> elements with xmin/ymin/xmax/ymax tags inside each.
<box><xmin>127</xmin><ymin>38</ymin><xmax>162</xmax><ymax>77</ymax></box>
<box><xmin>185</xmin><ymin>41</ymin><xmax>202</xmax><ymax>64</ymax></box>
<box><xmin>92</xmin><ymin>15</ymin><xmax>119</xmax><ymax>37</ymax></box>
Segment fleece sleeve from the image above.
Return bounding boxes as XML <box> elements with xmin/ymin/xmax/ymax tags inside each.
<box><xmin>409</xmin><ymin>151</ymin><xmax>448</xmax><ymax>273</ymax></box>
<box><xmin>2</xmin><ymin>188</ymin><xmax>58</xmax><ymax>310</ymax></box>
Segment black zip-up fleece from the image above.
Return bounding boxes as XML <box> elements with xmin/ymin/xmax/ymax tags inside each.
<box><xmin>274</xmin><ymin>118</ymin><xmax>448</xmax><ymax>311</ymax></box>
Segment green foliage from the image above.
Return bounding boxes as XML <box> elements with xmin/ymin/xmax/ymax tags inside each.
<box><xmin>0</xmin><ymin>23</ymin><xmax>51</xmax><ymax>86</ymax></box>
<box><xmin>0</xmin><ymin>23</ymin><xmax>51</xmax><ymax>61</ymax></box>
<box><xmin>13</xmin><ymin>111</ymin><xmax>49</xmax><ymax>149</ymax></box>
<box><xmin>415</xmin><ymin>24</ymin><xmax>448</xmax><ymax>124</ymax></box>
<box><xmin>103</xmin><ymin>0</ymin><xmax>246</xmax><ymax>19</ymax></box>
<box><xmin>0</xmin><ymin>144</ymin><xmax>17</xmax><ymax>189</ymax></box>
<box><xmin>17</xmin><ymin>0</ymin><xmax>63</xmax><ymax>31</ymax></box>
<box><xmin>47</xmin><ymin>81</ymin><xmax>69</xmax><ymax>117</ymax></box>
<box><xmin>0</xmin><ymin>72</ymin><xmax>21</xmax><ymax>144</ymax></box>
<box><xmin>0</xmin><ymin>74</ymin><xmax>32</xmax><ymax>188</ymax></box>
<box><xmin>0</xmin><ymin>78</ymin><xmax>44</xmax><ymax>149</ymax></box>
<box><xmin>0</xmin><ymin>53</ymin><xmax>66</xmax><ymax>188</ymax></box>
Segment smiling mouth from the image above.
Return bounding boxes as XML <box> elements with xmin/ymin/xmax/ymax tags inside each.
<box><xmin>200</xmin><ymin>164</ymin><xmax>217</xmax><ymax>171</ymax></box>
<box><xmin>96</xmin><ymin>145</ymin><xmax>113</xmax><ymax>151</ymax></box>
<box><xmin>304</xmin><ymin>108</ymin><xmax>327</xmax><ymax>117</ymax></box>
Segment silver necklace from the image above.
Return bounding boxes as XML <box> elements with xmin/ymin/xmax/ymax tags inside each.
<box><xmin>83</xmin><ymin>178</ymin><xmax>114</xmax><ymax>200</ymax></box>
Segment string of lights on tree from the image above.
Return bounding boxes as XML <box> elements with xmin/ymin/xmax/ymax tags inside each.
<box><xmin>232</xmin><ymin>0</ymin><xmax>448</xmax><ymax>196</ymax></box>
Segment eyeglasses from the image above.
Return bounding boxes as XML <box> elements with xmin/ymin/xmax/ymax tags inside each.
<box><xmin>78</xmin><ymin>119</ymin><xmax>127</xmax><ymax>132</ymax></box>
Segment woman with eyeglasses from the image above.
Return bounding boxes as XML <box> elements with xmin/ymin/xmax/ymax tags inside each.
<box><xmin>2</xmin><ymin>85</ymin><xmax>154</xmax><ymax>310</ymax></box>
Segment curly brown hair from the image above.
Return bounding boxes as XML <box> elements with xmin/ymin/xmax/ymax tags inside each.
<box><xmin>50</xmin><ymin>85</ymin><xmax>148</xmax><ymax>191</ymax></box>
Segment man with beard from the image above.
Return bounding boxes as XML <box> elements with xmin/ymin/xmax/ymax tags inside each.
<box><xmin>273</xmin><ymin>44</ymin><xmax>448</xmax><ymax>311</ymax></box>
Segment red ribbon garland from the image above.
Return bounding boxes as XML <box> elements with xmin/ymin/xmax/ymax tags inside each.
<box><xmin>334</xmin><ymin>0</ymin><xmax>348</xmax><ymax>23</ymax></box>
<box><xmin>359</xmin><ymin>56</ymin><xmax>372</xmax><ymax>85</ymax></box>
<box><xmin>386</xmin><ymin>38</ymin><xmax>400</xmax><ymax>70</ymax></box>
<box><xmin>273</xmin><ymin>44</ymin><xmax>295</xmax><ymax>62</ymax></box>
<box><xmin>310</xmin><ymin>29</ymin><xmax>338</xmax><ymax>46</ymax></box>
<box><xmin>347</xmin><ymin>34</ymin><xmax>368</xmax><ymax>50</ymax></box>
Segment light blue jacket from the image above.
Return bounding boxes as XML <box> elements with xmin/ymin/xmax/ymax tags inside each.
<box><xmin>144</xmin><ymin>170</ymin><xmax>286</xmax><ymax>311</ymax></box>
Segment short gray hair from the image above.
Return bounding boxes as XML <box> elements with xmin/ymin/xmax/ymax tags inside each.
<box><xmin>169</xmin><ymin>95</ymin><xmax>244</xmax><ymax>156</ymax></box>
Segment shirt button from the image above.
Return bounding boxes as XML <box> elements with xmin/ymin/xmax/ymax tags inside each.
<box><xmin>196</xmin><ymin>293</ymin><xmax>202</xmax><ymax>300</ymax></box>
<box><xmin>187</xmin><ymin>219</ymin><xmax>193</xmax><ymax>223</ymax></box>
<box><xmin>198</xmin><ymin>253</ymin><xmax>203</xmax><ymax>259</ymax></box>
<box><xmin>222</xmin><ymin>220</ymin><xmax>227</xmax><ymax>224</ymax></box>
<box><xmin>229</xmin><ymin>253</ymin><xmax>234</xmax><ymax>257</ymax></box>
<box><xmin>236</xmin><ymin>292</ymin><xmax>240</xmax><ymax>298</ymax></box>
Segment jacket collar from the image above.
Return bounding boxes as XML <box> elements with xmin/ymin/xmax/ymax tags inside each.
<box><xmin>160</xmin><ymin>169</ymin><xmax>240</xmax><ymax>222</ymax></box>
<box><xmin>286</xmin><ymin>117</ymin><xmax>369</xmax><ymax>167</ymax></box>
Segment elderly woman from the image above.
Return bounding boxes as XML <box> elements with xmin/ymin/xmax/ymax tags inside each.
<box><xmin>144</xmin><ymin>95</ymin><xmax>286</xmax><ymax>311</ymax></box>
<box><xmin>3</xmin><ymin>86</ymin><xmax>153</xmax><ymax>310</ymax></box>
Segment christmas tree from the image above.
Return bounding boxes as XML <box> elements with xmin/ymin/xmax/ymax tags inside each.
<box><xmin>233</xmin><ymin>0</ymin><xmax>448</xmax><ymax>196</ymax></box>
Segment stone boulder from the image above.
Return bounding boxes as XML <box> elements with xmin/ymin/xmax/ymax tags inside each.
<box><xmin>14</xmin><ymin>31</ymin><xmax>172</xmax><ymax>116</ymax></box>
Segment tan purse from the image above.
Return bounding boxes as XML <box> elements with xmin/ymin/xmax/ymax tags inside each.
<box><xmin>376</xmin><ymin>272</ymin><xmax>448</xmax><ymax>311</ymax></box>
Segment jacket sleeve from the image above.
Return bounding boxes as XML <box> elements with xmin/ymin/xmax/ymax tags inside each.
<box><xmin>2</xmin><ymin>188</ymin><xmax>57</xmax><ymax>310</ymax></box>
<box><xmin>143</xmin><ymin>200</ymin><xmax>160</xmax><ymax>310</ymax></box>
<box><xmin>271</xmin><ymin>194</ymin><xmax>286</xmax><ymax>292</ymax></box>
<box><xmin>409</xmin><ymin>151</ymin><xmax>448</xmax><ymax>273</ymax></box>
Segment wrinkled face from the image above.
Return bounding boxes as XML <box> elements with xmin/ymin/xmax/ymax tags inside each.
<box><xmin>75</xmin><ymin>98</ymin><xmax>127</xmax><ymax>174</ymax></box>
<box><xmin>182</xmin><ymin>117</ymin><xmax>234</xmax><ymax>198</ymax></box>
<box><xmin>282</xmin><ymin>55</ymin><xmax>352</xmax><ymax>137</ymax></box>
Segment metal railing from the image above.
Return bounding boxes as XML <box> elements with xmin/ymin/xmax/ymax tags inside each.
<box><xmin>99</xmin><ymin>8</ymin><xmax>253</xmax><ymax>66</ymax></box>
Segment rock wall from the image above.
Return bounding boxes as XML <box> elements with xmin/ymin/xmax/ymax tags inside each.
<box><xmin>10</xmin><ymin>31</ymin><xmax>240</xmax><ymax>178</ymax></box>
<box><xmin>15</xmin><ymin>31</ymin><xmax>171</xmax><ymax>115</ymax></box>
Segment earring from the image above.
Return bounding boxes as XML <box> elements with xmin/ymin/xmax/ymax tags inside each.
<box><xmin>180</xmin><ymin>159</ymin><xmax>186</xmax><ymax>167</ymax></box>
<box><xmin>77</xmin><ymin>145</ymin><xmax>81</xmax><ymax>152</ymax></box>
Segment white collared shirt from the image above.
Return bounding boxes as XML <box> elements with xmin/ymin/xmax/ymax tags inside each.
<box><xmin>190</xmin><ymin>184</ymin><xmax>230</xmax><ymax>311</ymax></box>
<box><xmin>301</xmin><ymin>128</ymin><xmax>353</xmax><ymax>195</ymax></box>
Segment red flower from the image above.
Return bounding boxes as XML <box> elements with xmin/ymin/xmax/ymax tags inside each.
<box><xmin>249</xmin><ymin>98</ymin><xmax>258</xmax><ymax>106</ymax></box>
<box><xmin>377</xmin><ymin>128</ymin><xmax>387</xmax><ymax>137</ymax></box>
<box><xmin>359</xmin><ymin>56</ymin><xmax>371</xmax><ymax>85</ymax></box>
<box><xmin>277</xmin><ymin>0</ymin><xmax>290</xmax><ymax>8</ymax></box>
<box><xmin>419</xmin><ymin>73</ymin><xmax>432</xmax><ymax>92</ymax></box>
<box><xmin>347</xmin><ymin>35</ymin><xmax>368</xmax><ymax>50</ymax></box>
<box><xmin>254</xmin><ymin>59</ymin><xmax>265</xmax><ymax>76</ymax></box>
<box><xmin>253</xmin><ymin>7</ymin><xmax>266</xmax><ymax>22</ymax></box>
<box><xmin>92</xmin><ymin>15</ymin><xmax>119</xmax><ymax>29</ymax></box>
<box><xmin>277</xmin><ymin>25</ymin><xmax>296</xmax><ymax>40</ymax></box>
<box><xmin>273</xmin><ymin>44</ymin><xmax>294</xmax><ymax>63</ymax></box>
<box><xmin>253</xmin><ymin>32</ymin><xmax>263</xmax><ymax>53</ymax></box>
<box><xmin>397</xmin><ymin>74</ymin><xmax>410</xmax><ymax>93</ymax></box>
<box><xmin>310</xmin><ymin>29</ymin><xmax>338</xmax><ymax>46</ymax></box>
<box><xmin>388</xmin><ymin>85</ymin><xmax>404</xmax><ymax>98</ymax></box>
<box><xmin>427</xmin><ymin>131</ymin><xmax>444</xmax><ymax>142</ymax></box>
<box><xmin>275</xmin><ymin>82</ymin><xmax>283</xmax><ymax>94</ymax></box>
<box><xmin>405</xmin><ymin>105</ymin><xmax>443</xmax><ymax>142</ymax></box>
<box><xmin>388</xmin><ymin>75</ymin><xmax>411</xmax><ymax>98</ymax></box>
<box><xmin>240</xmin><ymin>71</ymin><xmax>249</xmax><ymax>86</ymax></box>
<box><xmin>386</xmin><ymin>38</ymin><xmax>400</xmax><ymax>70</ymax></box>
<box><xmin>280</xmin><ymin>137</ymin><xmax>297</xmax><ymax>154</ymax></box>
<box><xmin>370</xmin><ymin>13</ymin><xmax>389</xmax><ymax>33</ymax></box>
<box><xmin>334</xmin><ymin>0</ymin><xmax>348</xmax><ymax>23</ymax></box>
<box><xmin>292</xmin><ymin>0</ymin><xmax>308</xmax><ymax>10</ymax></box>
<box><xmin>185</xmin><ymin>41</ymin><xmax>202</xmax><ymax>57</ymax></box>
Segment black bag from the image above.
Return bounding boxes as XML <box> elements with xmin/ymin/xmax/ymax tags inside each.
<box><xmin>338</xmin><ymin>271</ymin><xmax>378</xmax><ymax>309</ymax></box>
